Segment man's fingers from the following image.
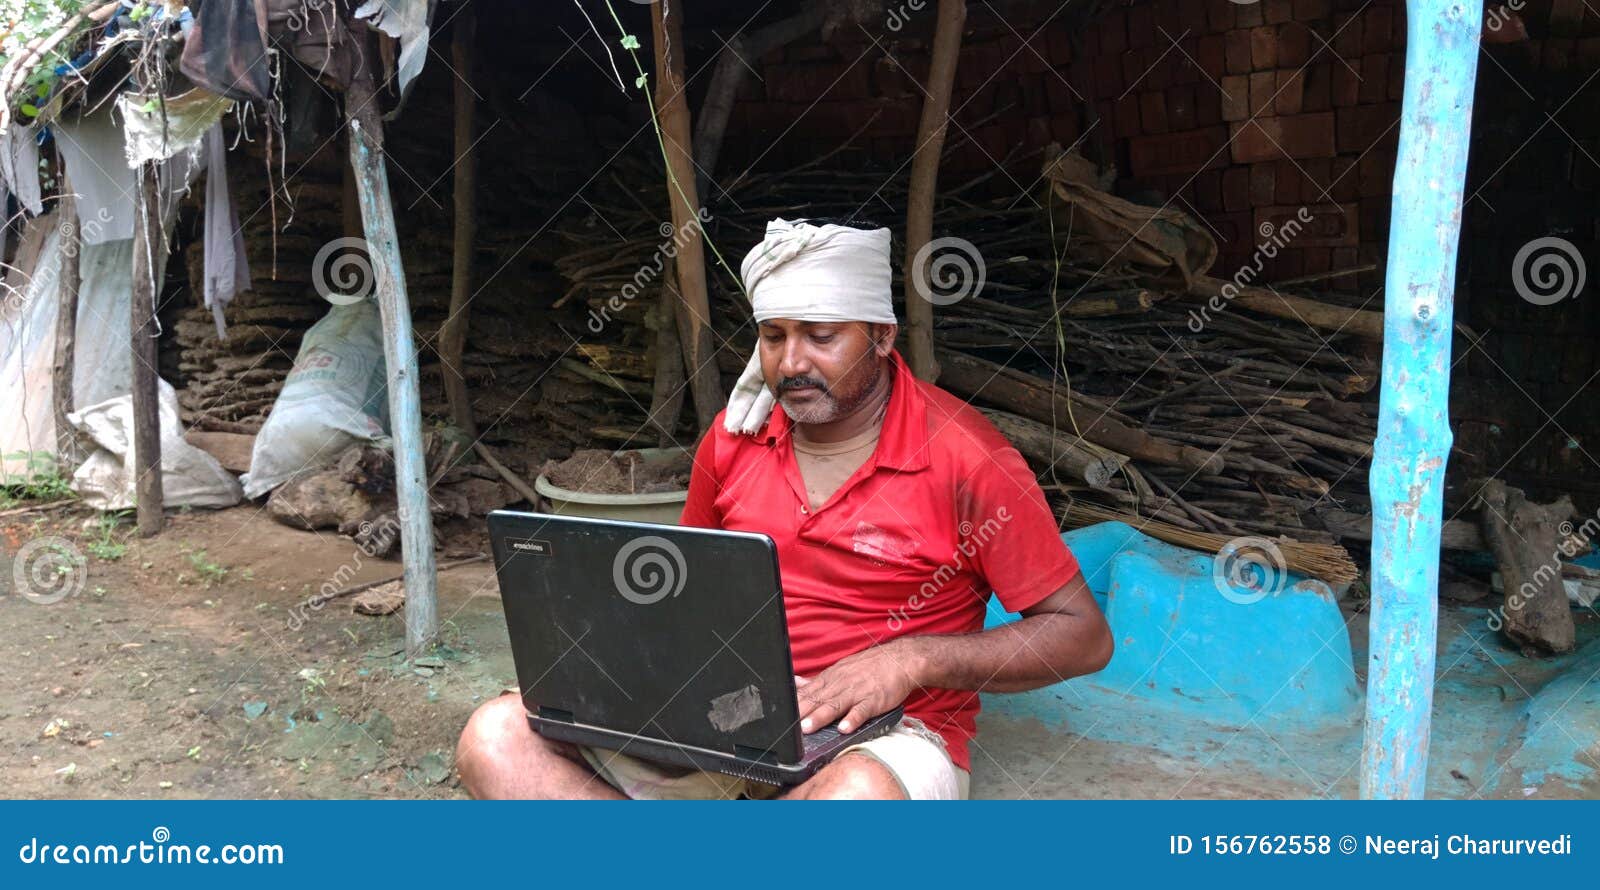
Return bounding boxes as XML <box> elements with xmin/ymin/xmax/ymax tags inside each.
<box><xmin>837</xmin><ymin>701</ymin><xmax>875</xmax><ymax>734</ymax></box>
<box><xmin>797</xmin><ymin>687</ymin><xmax>845</xmax><ymax>733</ymax></box>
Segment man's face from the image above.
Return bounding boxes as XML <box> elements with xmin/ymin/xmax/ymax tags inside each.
<box><xmin>758</xmin><ymin>319</ymin><xmax>896</xmax><ymax>425</ymax></box>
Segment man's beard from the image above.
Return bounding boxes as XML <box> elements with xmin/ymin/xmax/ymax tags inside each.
<box><xmin>775</xmin><ymin>362</ymin><xmax>884</xmax><ymax>425</ymax></box>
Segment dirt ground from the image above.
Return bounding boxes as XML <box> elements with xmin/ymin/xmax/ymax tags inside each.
<box><xmin>0</xmin><ymin>503</ymin><xmax>1318</xmax><ymax>799</ymax></box>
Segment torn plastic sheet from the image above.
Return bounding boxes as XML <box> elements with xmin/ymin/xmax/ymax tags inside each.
<box><xmin>354</xmin><ymin>0</ymin><xmax>435</xmax><ymax>106</ymax></box>
<box><xmin>116</xmin><ymin>88</ymin><xmax>234</xmax><ymax>167</ymax></box>
<box><xmin>0</xmin><ymin>124</ymin><xmax>43</xmax><ymax>215</ymax></box>
<box><xmin>53</xmin><ymin>107</ymin><xmax>204</xmax><ymax>245</ymax></box>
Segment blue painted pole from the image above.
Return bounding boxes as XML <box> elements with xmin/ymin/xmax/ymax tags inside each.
<box><xmin>1361</xmin><ymin>1</ymin><xmax>1480</xmax><ymax>799</ymax></box>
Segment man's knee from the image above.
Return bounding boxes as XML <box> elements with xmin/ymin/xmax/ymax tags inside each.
<box><xmin>789</xmin><ymin>753</ymin><xmax>906</xmax><ymax>800</ymax></box>
<box><xmin>456</xmin><ymin>694</ymin><xmax>540</xmax><ymax>786</ymax></box>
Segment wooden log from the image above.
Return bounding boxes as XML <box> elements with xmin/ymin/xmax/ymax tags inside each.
<box><xmin>646</xmin><ymin>263</ymin><xmax>687</xmax><ymax>446</ymax></box>
<box><xmin>1313</xmin><ymin>508</ymin><xmax>1485</xmax><ymax>551</ymax></box>
<box><xmin>1187</xmin><ymin>275</ymin><xmax>1386</xmax><ymax>340</ymax></box>
<box><xmin>903</xmin><ymin>0</ymin><xmax>966</xmax><ymax>381</ymax></box>
<box><xmin>1473</xmin><ymin>478</ymin><xmax>1577</xmax><ymax>654</ymax></box>
<box><xmin>347</xmin><ymin>48</ymin><xmax>438</xmax><ymax>660</ymax></box>
<box><xmin>52</xmin><ymin>182</ymin><xmax>82</xmax><ymax>472</ymax></box>
<box><xmin>936</xmin><ymin>349</ymin><xmax>1224</xmax><ymax>475</ymax></box>
<box><xmin>651</xmin><ymin>2</ymin><xmax>725</xmax><ymax>431</ymax></box>
<box><xmin>1062</xmin><ymin>288</ymin><xmax>1155</xmax><ymax>318</ymax></box>
<box><xmin>439</xmin><ymin>9</ymin><xmax>478</xmax><ymax>437</ymax></box>
<box><xmin>980</xmin><ymin>409</ymin><xmax>1123</xmax><ymax>489</ymax></box>
<box><xmin>131</xmin><ymin>163</ymin><xmax>163</xmax><ymax>537</ymax></box>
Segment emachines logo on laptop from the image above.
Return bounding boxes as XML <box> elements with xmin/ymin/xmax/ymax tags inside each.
<box><xmin>611</xmin><ymin>536</ymin><xmax>688</xmax><ymax>605</ymax></box>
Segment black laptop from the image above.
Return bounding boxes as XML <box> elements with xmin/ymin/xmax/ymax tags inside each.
<box><xmin>486</xmin><ymin>510</ymin><xmax>903</xmax><ymax>786</ymax></box>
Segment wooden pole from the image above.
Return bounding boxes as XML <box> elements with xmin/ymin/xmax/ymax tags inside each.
<box><xmin>651</xmin><ymin>0</ymin><xmax>724</xmax><ymax>432</ymax></box>
<box><xmin>345</xmin><ymin>47</ymin><xmax>439</xmax><ymax>660</ymax></box>
<box><xmin>440</xmin><ymin>8</ymin><xmax>478</xmax><ymax>438</ymax></box>
<box><xmin>903</xmin><ymin>0</ymin><xmax>966</xmax><ymax>382</ymax></box>
<box><xmin>51</xmin><ymin>178</ymin><xmax>82</xmax><ymax>473</ymax></box>
<box><xmin>1361</xmin><ymin>0</ymin><xmax>1479</xmax><ymax>800</ymax></box>
<box><xmin>130</xmin><ymin>163</ymin><xmax>163</xmax><ymax>536</ymax></box>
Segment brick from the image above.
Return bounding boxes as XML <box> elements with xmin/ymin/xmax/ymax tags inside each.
<box><xmin>1302</xmin><ymin>157</ymin><xmax>1334</xmax><ymax>202</ymax></box>
<box><xmin>1127</xmin><ymin>125</ymin><xmax>1232</xmax><ymax>175</ymax></box>
<box><xmin>1545</xmin><ymin>39</ymin><xmax>1576</xmax><ymax>72</ymax></box>
<box><xmin>1225</xmin><ymin>30</ymin><xmax>1253</xmax><ymax>74</ymax></box>
<box><xmin>1303</xmin><ymin>63</ymin><xmax>1332</xmax><ymax>111</ymax></box>
<box><xmin>1141</xmin><ymin>90</ymin><xmax>1171</xmax><ymax>134</ymax></box>
<box><xmin>1302</xmin><ymin>246</ymin><xmax>1332</xmax><ymax>276</ymax></box>
<box><xmin>1331</xmin><ymin>61</ymin><xmax>1360</xmax><ymax>106</ymax></box>
<box><xmin>1251</xmin><ymin>26</ymin><xmax>1279</xmax><ymax>69</ymax></box>
<box><xmin>1335</xmin><ymin>103</ymin><xmax>1400</xmax><ymax>153</ymax></box>
<box><xmin>1359</xmin><ymin>54</ymin><xmax>1390</xmax><ymax>104</ymax></box>
<box><xmin>1128</xmin><ymin>4</ymin><xmax>1156</xmax><ymax>50</ymax></box>
<box><xmin>1275</xmin><ymin>160</ymin><xmax>1303</xmax><ymax>203</ymax></box>
<box><xmin>1265</xmin><ymin>0</ymin><xmax>1294</xmax><ymax>25</ymax></box>
<box><xmin>1255</xmin><ymin>202</ymin><xmax>1360</xmax><ymax>247</ymax></box>
<box><xmin>1277</xmin><ymin>69</ymin><xmax>1305</xmax><ymax>115</ymax></box>
<box><xmin>1221</xmin><ymin>75</ymin><xmax>1251</xmax><ymax>121</ymax></box>
<box><xmin>1293</xmin><ymin>0</ymin><xmax>1332</xmax><ymax>21</ymax></box>
<box><xmin>1250</xmin><ymin>162</ymin><xmax>1277</xmax><ymax>205</ymax></box>
<box><xmin>1237</xmin><ymin>2</ymin><xmax>1264</xmax><ymax>28</ymax></box>
<box><xmin>1388</xmin><ymin>55</ymin><xmax>1406</xmax><ymax>100</ymax></box>
<box><xmin>1359</xmin><ymin>151</ymin><xmax>1394</xmax><ymax>197</ymax></box>
<box><xmin>1194</xmin><ymin>88</ymin><xmax>1223</xmax><ymax>126</ymax></box>
<box><xmin>1094</xmin><ymin>54</ymin><xmax>1123</xmax><ymax>96</ymax></box>
<box><xmin>1223</xmin><ymin>166</ymin><xmax>1252</xmax><ymax>211</ymax></box>
<box><xmin>1124</xmin><ymin>51</ymin><xmax>1150</xmax><ymax>91</ymax></box>
<box><xmin>1181</xmin><ymin>1</ymin><xmax>1210</xmax><ymax>35</ymax></box>
<box><xmin>1047</xmin><ymin>27</ymin><xmax>1075</xmax><ymax>66</ymax></box>
<box><xmin>1101</xmin><ymin>8</ymin><xmax>1129</xmax><ymax>55</ymax></box>
<box><xmin>1331</xmin><ymin>246</ymin><xmax>1358</xmax><ymax>269</ymax></box>
<box><xmin>1207</xmin><ymin>0</ymin><xmax>1236</xmax><ymax>32</ymax></box>
<box><xmin>770</xmin><ymin>61</ymin><xmax>870</xmax><ymax>102</ymax></box>
<box><xmin>1195</xmin><ymin>169</ymin><xmax>1224</xmax><ymax>210</ymax></box>
<box><xmin>1045</xmin><ymin>72</ymin><xmax>1079</xmax><ymax>113</ymax></box>
<box><xmin>1197</xmin><ymin>34</ymin><xmax>1227</xmax><ymax>79</ymax></box>
<box><xmin>1277</xmin><ymin>23</ymin><xmax>1312</xmax><ymax>68</ymax></box>
<box><xmin>1115</xmin><ymin>93</ymin><xmax>1144</xmax><ymax>139</ymax></box>
<box><xmin>1168</xmin><ymin>85</ymin><xmax>1197</xmax><ymax>131</ymax></box>
<box><xmin>1147</xmin><ymin>47</ymin><xmax>1176</xmax><ymax>90</ymax></box>
<box><xmin>1332</xmin><ymin>13</ymin><xmax>1362</xmax><ymax>58</ymax></box>
<box><xmin>1330</xmin><ymin>157</ymin><xmax>1359</xmax><ymax>201</ymax></box>
<box><xmin>1249</xmin><ymin>71</ymin><xmax>1277</xmax><ymax>118</ymax></box>
<box><xmin>1229</xmin><ymin>112</ymin><xmax>1337</xmax><ymax>162</ymax></box>
<box><xmin>1363</xmin><ymin>7</ymin><xmax>1393</xmax><ymax>53</ymax></box>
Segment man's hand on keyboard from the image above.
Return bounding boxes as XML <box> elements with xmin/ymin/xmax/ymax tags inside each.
<box><xmin>795</xmin><ymin>638</ymin><xmax>925</xmax><ymax>734</ymax></box>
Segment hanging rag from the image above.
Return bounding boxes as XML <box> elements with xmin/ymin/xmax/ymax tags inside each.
<box><xmin>0</xmin><ymin>124</ymin><xmax>44</xmax><ymax>215</ymax></box>
<box><xmin>354</xmin><ymin>0</ymin><xmax>436</xmax><ymax>110</ymax></box>
<box><xmin>202</xmin><ymin>124</ymin><xmax>250</xmax><ymax>340</ymax></box>
<box><xmin>179</xmin><ymin>0</ymin><xmax>273</xmax><ymax>103</ymax></box>
<box><xmin>53</xmin><ymin>108</ymin><xmax>204</xmax><ymax>245</ymax></box>
<box><xmin>723</xmin><ymin>218</ymin><xmax>897</xmax><ymax>435</ymax></box>
<box><xmin>116</xmin><ymin>88</ymin><xmax>234</xmax><ymax>167</ymax></box>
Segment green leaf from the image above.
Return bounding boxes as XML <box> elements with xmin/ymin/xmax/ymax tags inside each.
<box><xmin>620</xmin><ymin>34</ymin><xmax>640</xmax><ymax>51</ymax></box>
<box><xmin>20</xmin><ymin>104</ymin><xmax>39</xmax><ymax>118</ymax></box>
<box><xmin>634</xmin><ymin>74</ymin><xmax>648</xmax><ymax>89</ymax></box>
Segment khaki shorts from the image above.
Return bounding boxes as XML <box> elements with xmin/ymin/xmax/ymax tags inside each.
<box><xmin>578</xmin><ymin>717</ymin><xmax>970</xmax><ymax>800</ymax></box>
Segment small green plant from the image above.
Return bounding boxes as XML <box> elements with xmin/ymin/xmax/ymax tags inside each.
<box><xmin>186</xmin><ymin>550</ymin><xmax>228</xmax><ymax>587</ymax></box>
<box><xmin>85</xmin><ymin>513</ymin><xmax>130</xmax><ymax>561</ymax></box>
<box><xmin>0</xmin><ymin>451</ymin><xmax>76</xmax><ymax>506</ymax></box>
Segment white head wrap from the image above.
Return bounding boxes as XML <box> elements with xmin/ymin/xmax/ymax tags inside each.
<box><xmin>723</xmin><ymin>218</ymin><xmax>897</xmax><ymax>435</ymax></box>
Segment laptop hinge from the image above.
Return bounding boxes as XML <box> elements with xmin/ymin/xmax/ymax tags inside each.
<box><xmin>538</xmin><ymin>706</ymin><xmax>576</xmax><ymax>723</ymax></box>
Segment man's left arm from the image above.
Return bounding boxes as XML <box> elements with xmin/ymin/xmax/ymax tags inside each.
<box><xmin>796</xmin><ymin>574</ymin><xmax>1111</xmax><ymax>733</ymax></box>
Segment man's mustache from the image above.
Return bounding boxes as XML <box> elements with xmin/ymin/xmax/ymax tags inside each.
<box><xmin>777</xmin><ymin>376</ymin><xmax>829</xmax><ymax>393</ymax></box>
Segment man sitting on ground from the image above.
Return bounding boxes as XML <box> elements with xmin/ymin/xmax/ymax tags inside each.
<box><xmin>457</xmin><ymin>219</ymin><xmax>1113</xmax><ymax>799</ymax></box>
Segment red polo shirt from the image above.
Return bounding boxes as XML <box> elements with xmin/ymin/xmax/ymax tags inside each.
<box><xmin>681</xmin><ymin>351</ymin><xmax>1081</xmax><ymax>770</ymax></box>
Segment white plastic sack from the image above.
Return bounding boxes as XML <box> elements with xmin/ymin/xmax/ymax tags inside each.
<box><xmin>68</xmin><ymin>379</ymin><xmax>243</xmax><ymax>510</ymax></box>
<box><xmin>241</xmin><ymin>300</ymin><xmax>389</xmax><ymax>499</ymax></box>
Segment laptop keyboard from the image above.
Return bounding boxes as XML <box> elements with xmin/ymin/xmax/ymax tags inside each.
<box><xmin>801</xmin><ymin>723</ymin><xmax>844</xmax><ymax>753</ymax></box>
